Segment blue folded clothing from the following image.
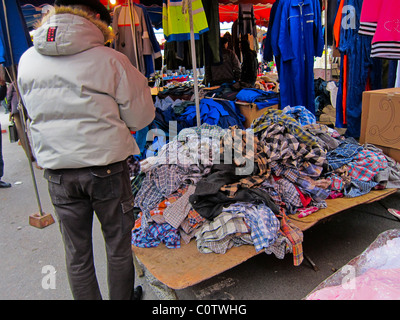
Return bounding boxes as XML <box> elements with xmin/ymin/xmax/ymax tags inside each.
<box><xmin>179</xmin><ymin>98</ymin><xmax>245</xmax><ymax>129</ymax></box>
<box><xmin>236</xmin><ymin>88</ymin><xmax>280</xmax><ymax>109</ymax></box>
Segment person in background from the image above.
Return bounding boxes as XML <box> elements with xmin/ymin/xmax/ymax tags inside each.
<box><xmin>205</xmin><ymin>37</ymin><xmax>241</xmax><ymax>87</ymax></box>
<box><xmin>0</xmin><ymin>73</ymin><xmax>11</xmax><ymax>189</ymax></box>
<box><xmin>6</xmin><ymin>80</ymin><xmax>36</xmax><ymax>164</ymax></box>
<box><xmin>17</xmin><ymin>0</ymin><xmax>155</xmax><ymax>300</ymax></box>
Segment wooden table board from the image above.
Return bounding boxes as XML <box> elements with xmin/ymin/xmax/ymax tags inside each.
<box><xmin>132</xmin><ymin>188</ymin><xmax>398</xmax><ymax>290</ymax></box>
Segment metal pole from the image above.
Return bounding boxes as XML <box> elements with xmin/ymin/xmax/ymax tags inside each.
<box><xmin>188</xmin><ymin>0</ymin><xmax>201</xmax><ymax>127</ymax></box>
<box><xmin>2</xmin><ymin>0</ymin><xmax>44</xmax><ymax>216</ymax></box>
<box><xmin>128</xmin><ymin>0</ymin><xmax>139</xmax><ymax>71</ymax></box>
<box><xmin>324</xmin><ymin>0</ymin><xmax>328</xmax><ymax>80</ymax></box>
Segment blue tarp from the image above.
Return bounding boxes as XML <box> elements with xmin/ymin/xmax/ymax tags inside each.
<box><xmin>0</xmin><ymin>0</ymin><xmax>32</xmax><ymax>67</ymax></box>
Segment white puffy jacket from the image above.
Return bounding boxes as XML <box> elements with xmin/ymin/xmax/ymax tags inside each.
<box><xmin>17</xmin><ymin>7</ymin><xmax>155</xmax><ymax>169</ymax></box>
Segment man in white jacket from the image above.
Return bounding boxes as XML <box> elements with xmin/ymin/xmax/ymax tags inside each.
<box><xmin>17</xmin><ymin>0</ymin><xmax>155</xmax><ymax>300</ymax></box>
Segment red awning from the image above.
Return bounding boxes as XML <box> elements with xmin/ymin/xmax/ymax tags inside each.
<box><xmin>219</xmin><ymin>4</ymin><xmax>271</xmax><ymax>27</ymax></box>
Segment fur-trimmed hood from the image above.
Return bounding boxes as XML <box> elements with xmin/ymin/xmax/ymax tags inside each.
<box><xmin>33</xmin><ymin>6</ymin><xmax>114</xmax><ymax>56</ymax></box>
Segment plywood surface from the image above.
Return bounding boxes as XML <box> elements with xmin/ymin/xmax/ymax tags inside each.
<box><xmin>132</xmin><ymin>189</ymin><xmax>397</xmax><ymax>290</ymax></box>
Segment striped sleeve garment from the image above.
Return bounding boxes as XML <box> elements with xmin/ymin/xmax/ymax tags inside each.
<box><xmin>358</xmin><ymin>0</ymin><xmax>383</xmax><ymax>36</ymax></box>
<box><xmin>370</xmin><ymin>0</ymin><xmax>400</xmax><ymax>59</ymax></box>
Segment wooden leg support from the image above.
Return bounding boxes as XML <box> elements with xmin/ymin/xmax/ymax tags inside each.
<box><xmin>304</xmin><ymin>253</ymin><xmax>319</xmax><ymax>272</ymax></box>
<box><xmin>134</xmin><ymin>256</ymin><xmax>178</xmax><ymax>300</ymax></box>
<box><xmin>133</xmin><ymin>253</ymin><xmax>144</xmax><ymax>277</ymax></box>
<box><xmin>361</xmin><ymin>201</ymin><xmax>400</xmax><ymax>222</ymax></box>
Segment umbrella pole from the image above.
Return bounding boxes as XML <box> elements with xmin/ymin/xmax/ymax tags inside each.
<box><xmin>2</xmin><ymin>0</ymin><xmax>54</xmax><ymax>228</ymax></box>
<box><xmin>188</xmin><ymin>0</ymin><xmax>201</xmax><ymax>127</ymax></box>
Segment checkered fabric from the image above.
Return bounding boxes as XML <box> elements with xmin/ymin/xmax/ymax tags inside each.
<box><xmin>251</xmin><ymin>108</ymin><xmax>320</xmax><ymax>148</ymax></box>
<box><xmin>131</xmin><ymin>223</ymin><xmax>180</xmax><ymax>249</ymax></box>
<box><xmin>347</xmin><ymin>149</ymin><xmax>387</xmax><ymax>181</ymax></box>
<box><xmin>265</xmin><ymin>230</ymin><xmax>293</xmax><ymax>259</ymax></box>
<box><xmin>326</xmin><ymin>137</ymin><xmax>363</xmax><ymax>170</ymax></box>
<box><xmin>282</xmin><ymin>105</ymin><xmax>317</xmax><ymax>126</ymax></box>
<box><xmin>276</xmin><ymin>208</ymin><xmax>304</xmax><ymax>266</ymax></box>
<box><xmin>134</xmin><ymin>164</ymin><xmax>188</xmax><ymax>226</ymax></box>
<box><xmin>223</xmin><ymin>202</ymin><xmax>280</xmax><ymax>253</ymax></box>
<box><xmin>195</xmin><ymin>211</ymin><xmax>253</xmax><ymax>254</ymax></box>
<box><xmin>164</xmin><ymin>185</ymin><xmax>196</xmax><ymax>228</ymax></box>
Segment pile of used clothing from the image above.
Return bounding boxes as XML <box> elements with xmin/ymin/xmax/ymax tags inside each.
<box><xmin>131</xmin><ymin>108</ymin><xmax>400</xmax><ymax>267</ymax></box>
<box><xmin>133</xmin><ymin>95</ymin><xmax>246</xmax><ymax>159</ymax></box>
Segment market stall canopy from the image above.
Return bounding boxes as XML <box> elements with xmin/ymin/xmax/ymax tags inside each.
<box><xmin>20</xmin><ymin>0</ymin><xmax>275</xmax><ymax>29</ymax></box>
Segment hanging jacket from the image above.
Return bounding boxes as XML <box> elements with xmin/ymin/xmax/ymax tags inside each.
<box><xmin>112</xmin><ymin>4</ymin><xmax>153</xmax><ymax>75</ymax></box>
<box><xmin>17</xmin><ymin>7</ymin><xmax>155</xmax><ymax>170</ymax></box>
<box><xmin>238</xmin><ymin>3</ymin><xmax>257</xmax><ymax>38</ymax></box>
<box><xmin>162</xmin><ymin>0</ymin><xmax>209</xmax><ymax>42</ymax></box>
<box><xmin>263</xmin><ymin>0</ymin><xmax>280</xmax><ymax>62</ymax></box>
<box><xmin>205</xmin><ymin>47</ymin><xmax>241</xmax><ymax>86</ymax></box>
<box><xmin>240</xmin><ymin>47</ymin><xmax>258</xmax><ymax>85</ymax></box>
<box><xmin>271</xmin><ymin>0</ymin><xmax>324</xmax><ymax>114</ymax></box>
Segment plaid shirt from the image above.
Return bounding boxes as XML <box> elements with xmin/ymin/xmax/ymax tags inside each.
<box><xmin>265</xmin><ymin>230</ymin><xmax>293</xmax><ymax>259</ymax></box>
<box><xmin>195</xmin><ymin>211</ymin><xmax>253</xmax><ymax>254</ymax></box>
<box><xmin>131</xmin><ymin>222</ymin><xmax>181</xmax><ymax>249</ymax></box>
<box><xmin>282</xmin><ymin>105</ymin><xmax>317</xmax><ymax>126</ymax></box>
<box><xmin>218</xmin><ymin>126</ymin><xmax>270</xmax><ymax>197</ymax></box>
<box><xmin>179</xmin><ymin>209</ymin><xmax>205</xmax><ymax>244</ymax></box>
<box><xmin>134</xmin><ymin>164</ymin><xmax>188</xmax><ymax>226</ymax></box>
<box><xmin>164</xmin><ymin>185</ymin><xmax>196</xmax><ymax>228</ymax></box>
<box><xmin>347</xmin><ymin>149</ymin><xmax>387</xmax><ymax>181</ymax></box>
<box><xmin>259</xmin><ymin>123</ymin><xmax>327</xmax><ymax>169</ymax></box>
<box><xmin>344</xmin><ymin>179</ymin><xmax>379</xmax><ymax>197</ymax></box>
<box><xmin>303</xmin><ymin>123</ymin><xmax>342</xmax><ymax>151</ymax></box>
<box><xmin>327</xmin><ymin>138</ymin><xmax>363</xmax><ymax>170</ymax></box>
<box><xmin>223</xmin><ymin>202</ymin><xmax>280</xmax><ymax>253</ymax></box>
<box><xmin>276</xmin><ymin>208</ymin><xmax>304</xmax><ymax>266</ymax></box>
<box><xmin>251</xmin><ymin>109</ymin><xmax>320</xmax><ymax>148</ymax></box>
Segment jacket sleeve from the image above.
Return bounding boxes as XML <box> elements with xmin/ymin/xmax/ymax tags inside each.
<box><xmin>115</xmin><ymin>62</ymin><xmax>155</xmax><ymax>131</ymax></box>
<box><xmin>271</xmin><ymin>1</ymin><xmax>295</xmax><ymax>62</ymax></box>
<box><xmin>313</xmin><ymin>0</ymin><xmax>324</xmax><ymax>57</ymax></box>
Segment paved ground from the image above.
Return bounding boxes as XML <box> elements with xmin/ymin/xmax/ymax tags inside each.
<box><xmin>1</xmin><ymin>107</ymin><xmax>400</xmax><ymax>301</ymax></box>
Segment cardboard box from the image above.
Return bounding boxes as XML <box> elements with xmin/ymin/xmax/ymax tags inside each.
<box><xmin>360</xmin><ymin>88</ymin><xmax>400</xmax><ymax>162</ymax></box>
<box><xmin>236</xmin><ymin>102</ymin><xmax>278</xmax><ymax>128</ymax></box>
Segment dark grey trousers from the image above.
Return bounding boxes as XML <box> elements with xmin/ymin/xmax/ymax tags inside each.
<box><xmin>44</xmin><ymin>160</ymin><xmax>135</xmax><ymax>300</ymax></box>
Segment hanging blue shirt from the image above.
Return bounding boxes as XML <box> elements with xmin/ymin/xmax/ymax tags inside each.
<box><xmin>271</xmin><ymin>0</ymin><xmax>324</xmax><ymax>114</ymax></box>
